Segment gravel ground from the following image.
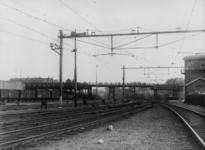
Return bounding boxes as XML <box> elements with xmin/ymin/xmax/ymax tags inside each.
<box><xmin>19</xmin><ymin>105</ymin><xmax>200</xmax><ymax>150</ymax></box>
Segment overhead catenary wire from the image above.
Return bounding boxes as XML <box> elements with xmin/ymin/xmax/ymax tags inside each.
<box><xmin>0</xmin><ymin>19</ymin><xmax>82</xmax><ymax>54</ymax></box>
<box><xmin>170</xmin><ymin>0</ymin><xmax>197</xmax><ymax>65</ymax></box>
<box><xmin>59</xmin><ymin>0</ymin><xmax>150</xmax><ymax>66</ymax></box>
<box><xmin>92</xmin><ymin>0</ymin><xmax>129</xmax><ymax>29</ymax></box>
<box><xmin>73</xmin><ymin>39</ymin><xmax>110</xmax><ymax>50</ymax></box>
<box><xmin>59</xmin><ymin>0</ymin><xmax>120</xmax><ymax>47</ymax></box>
<box><xmin>113</xmin><ymin>34</ymin><xmax>153</xmax><ymax>49</ymax></box>
<box><xmin>59</xmin><ymin>0</ymin><xmax>103</xmax><ymax>34</ymax></box>
<box><xmin>0</xmin><ymin>29</ymin><xmax>49</xmax><ymax>45</ymax></box>
<box><xmin>0</xmin><ymin>2</ymin><xmax>72</xmax><ymax>32</ymax></box>
<box><xmin>76</xmin><ymin>11</ymin><xmax>126</xmax><ymax>30</ymax></box>
<box><xmin>158</xmin><ymin>32</ymin><xmax>204</xmax><ymax>48</ymax></box>
<box><xmin>95</xmin><ymin>58</ymin><xmax>121</xmax><ymax>77</ymax></box>
<box><xmin>0</xmin><ymin>16</ymin><xmax>56</xmax><ymax>41</ymax></box>
<box><xmin>10</xmin><ymin>0</ymin><xmax>75</xmax><ymax>29</ymax></box>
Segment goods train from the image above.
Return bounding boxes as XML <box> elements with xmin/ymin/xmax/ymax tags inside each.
<box><xmin>0</xmin><ymin>89</ymin><xmax>147</xmax><ymax>106</ymax></box>
<box><xmin>0</xmin><ymin>89</ymin><xmax>88</xmax><ymax>102</ymax></box>
<box><xmin>0</xmin><ymin>89</ymin><xmax>120</xmax><ymax>106</ymax></box>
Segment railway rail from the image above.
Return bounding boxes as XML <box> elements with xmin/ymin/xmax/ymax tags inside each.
<box><xmin>161</xmin><ymin>103</ymin><xmax>205</xmax><ymax>149</ymax></box>
<box><xmin>0</xmin><ymin>105</ymin><xmax>107</xmax><ymax>120</ymax></box>
<box><xmin>0</xmin><ymin>106</ymin><xmax>123</xmax><ymax>131</ymax></box>
<box><xmin>0</xmin><ymin>102</ymin><xmax>154</xmax><ymax>149</ymax></box>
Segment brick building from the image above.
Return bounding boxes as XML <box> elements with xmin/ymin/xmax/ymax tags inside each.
<box><xmin>183</xmin><ymin>55</ymin><xmax>205</xmax><ymax>96</ymax></box>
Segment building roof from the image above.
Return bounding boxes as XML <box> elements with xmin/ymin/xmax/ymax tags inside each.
<box><xmin>185</xmin><ymin>77</ymin><xmax>205</xmax><ymax>87</ymax></box>
<box><xmin>183</xmin><ymin>55</ymin><xmax>205</xmax><ymax>60</ymax></box>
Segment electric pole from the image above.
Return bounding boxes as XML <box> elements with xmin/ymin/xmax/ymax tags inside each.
<box><xmin>50</xmin><ymin>30</ymin><xmax>63</xmax><ymax>107</ymax></box>
<box><xmin>59</xmin><ymin>30</ymin><xmax>63</xmax><ymax>107</ymax></box>
<box><xmin>123</xmin><ymin>65</ymin><xmax>125</xmax><ymax>103</ymax></box>
<box><xmin>72</xmin><ymin>31</ymin><xmax>77</xmax><ymax>107</ymax></box>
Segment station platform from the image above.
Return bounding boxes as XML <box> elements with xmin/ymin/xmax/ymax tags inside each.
<box><xmin>168</xmin><ymin>100</ymin><xmax>205</xmax><ymax>114</ymax></box>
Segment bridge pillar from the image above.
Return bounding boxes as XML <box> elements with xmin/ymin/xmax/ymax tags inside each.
<box><xmin>88</xmin><ymin>86</ymin><xmax>92</xmax><ymax>99</ymax></box>
<box><xmin>172</xmin><ymin>90</ymin><xmax>174</xmax><ymax>96</ymax></box>
<box><xmin>185</xmin><ymin>86</ymin><xmax>187</xmax><ymax>99</ymax></box>
<box><xmin>134</xmin><ymin>87</ymin><xmax>136</xmax><ymax>99</ymax></box>
<box><xmin>113</xmin><ymin>87</ymin><xmax>115</xmax><ymax>102</ymax></box>
<box><xmin>172</xmin><ymin>90</ymin><xmax>177</xmax><ymax>96</ymax></box>
<box><xmin>154</xmin><ymin>89</ymin><xmax>158</xmax><ymax>100</ymax></box>
<box><xmin>108</xmin><ymin>87</ymin><xmax>110</xmax><ymax>100</ymax></box>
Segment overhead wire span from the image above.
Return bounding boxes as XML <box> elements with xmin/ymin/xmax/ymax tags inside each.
<box><xmin>125</xmin><ymin>51</ymin><xmax>145</xmax><ymax>66</ymax></box>
<box><xmin>158</xmin><ymin>32</ymin><xmax>204</xmax><ymax>48</ymax></box>
<box><xmin>77</xmin><ymin>51</ymin><xmax>93</xmax><ymax>57</ymax></box>
<box><xmin>125</xmin><ymin>70</ymin><xmax>145</xmax><ymax>81</ymax></box>
<box><xmin>10</xmin><ymin>0</ymin><xmax>75</xmax><ymax>29</ymax></box>
<box><xmin>171</xmin><ymin>0</ymin><xmax>197</xmax><ymax>65</ymax></box>
<box><xmin>113</xmin><ymin>34</ymin><xmax>153</xmax><ymax>49</ymax></box>
<box><xmin>58</xmin><ymin>0</ymin><xmax>123</xmax><ymax>47</ymax></box>
<box><xmin>59</xmin><ymin>0</ymin><xmax>103</xmax><ymax>34</ymax></box>
<box><xmin>95</xmin><ymin>58</ymin><xmax>121</xmax><ymax>77</ymax></box>
<box><xmin>83</xmin><ymin>37</ymin><xmax>110</xmax><ymax>47</ymax></box>
<box><xmin>92</xmin><ymin>0</ymin><xmax>129</xmax><ymax>29</ymax></box>
<box><xmin>93</xmin><ymin>53</ymin><xmax>133</xmax><ymax>57</ymax></box>
<box><xmin>64</xmin><ymin>45</ymin><xmax>94</xmax><ymax>56</ymax></box>
<box><xmin>114</xmin><ymin>46</ymin><xmax>156</xmax><ymax>50</ymax></box>
<box><xmin>0</xmin><ymin>29</ymin><xmax>49</xmax><ymax>45</ymax></box>
<box><xmin>72</xmin><ymin>39</ymin><xmax>110</xmax><ymax>50</ymax></box>
<box><xmin>0</xmin><ymin>19</ymin><xmax>88</xmax><ymax>54</ymax></box>
<box><xmin>0</xmin><ymin>2</ymin><xmax>72</xmax><ymax>31</ymax></box>
<box><xmin>0</xmin><ymin>16</ymin><xmax>56</xmax><ymax>41</ymax></box>
<box><xmin>76</xmin><ymin>11</ymin><xmax>126</xmax><ymax>30</ymax></box>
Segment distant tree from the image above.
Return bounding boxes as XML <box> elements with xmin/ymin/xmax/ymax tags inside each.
<box><xmin>66</xmin><ymin>78</ymin><xmax>71</xmax><ymax>83</ymax></box>
<box><xmin>165</xmin><ymin>78</ymin><xmax>184</xmax><ymax>86</ymax></box>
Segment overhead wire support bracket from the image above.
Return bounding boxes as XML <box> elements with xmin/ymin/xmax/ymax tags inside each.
<box><xmin>122</xmin><ymin>66</ymin><xmax>184</xmax><ymax>69</ymax></box>
<box><xmin>62</xmin><ymin>29</ymin><xmax>205</xmax><ymax>38</ymax></box>
<box><xmin>61</xmin><ymin>29</ymin><xmax>205</xmax><ymax>55</ymax></box>
<box><xmin>156</xmin><ymin>33</ymin><xmax>158</xmax><ymax>48</ymax></box>
<box><xmin>93</xmin><ymin>53</ymin><xmax>132</xmax><ymax>57</ymax></box>
<box><xmin>114</xmin><ymin>46</ymin><xmax>156</xmax><ymax>50</ymax></box>
<box><xmin>111</xmin><ymin>36</ymin><xmax>113</xmax><ymax>56</ymax></box>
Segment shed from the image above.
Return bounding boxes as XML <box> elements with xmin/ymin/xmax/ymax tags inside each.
<box><xmin>185</xmin><ymin>77</ymin><xmax>205</xmax><ymax>95</ymax></box>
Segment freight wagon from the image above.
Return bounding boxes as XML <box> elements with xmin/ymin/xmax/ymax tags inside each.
<box><xmin>0</xmin><ymin>89</ymin><xmax>76</xmax><ymax>102</ymax></box>
<box><xmin>0</xmin><ymin>90</ymin><xmax>20</xmax><ymax>102</ymax></box>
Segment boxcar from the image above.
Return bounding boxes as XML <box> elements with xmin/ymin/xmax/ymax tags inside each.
<box><xmin>0</xmin><ymin>90</ymin><xmax>9</xmax><ymax>98</ymax></box>
<box><xmin>21</xmin><ymin>90</ymin><xmax>36</xmax><ymax>102</ymax></box>
<box><xmin>37</xmin><ymin>89</ymin><xmax>50</xmax><ymax>98</ymax></box>
<box><xmin>8</xmin><ymin>90</ymin><xmax>19</xmax><ymax>98</ymax></box>
<box><xmin>51</xmin><ymin>90</ymin><xmax>59</xmax><ymax>98</ymax></box>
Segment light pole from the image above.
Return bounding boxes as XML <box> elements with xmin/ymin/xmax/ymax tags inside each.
<box><xmin>50</xmin><ymin>30</ymin><xmax>63</xmax><ymax>107</ymax></box>
<box><xmin>96</xmin><ymin>65</ymin><xmax>98</xmax><ymax>99</ymax></box>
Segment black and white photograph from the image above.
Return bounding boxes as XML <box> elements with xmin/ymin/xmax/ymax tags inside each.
<box><xmin>0</xmin><ymin>0</ymin><xmax>205</xmax><ymax>149</ymax></box>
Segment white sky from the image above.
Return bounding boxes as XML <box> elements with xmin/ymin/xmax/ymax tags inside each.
<box><xmin>0</xmin><ymin>0</ymin><xmax>205</xmax><ymax>84</ymax></box>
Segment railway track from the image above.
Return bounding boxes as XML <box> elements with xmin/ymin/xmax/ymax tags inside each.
<box><xmin>0</xmin><ymin>104</ymin><xmax>112</xmax><ymax>121</ymax></box>
<box><xmin>0</xmin><ymin>106</ymin><xmax>123</xmax><ymax>131</ymax></box>
<box><xmin>0</xmin><ymin>102</ymin><xmax>154</xmax><ymax>149</ymax></box>
<box><xmin>161</xmin><ymin>103</ymin><xmax>205</xmax><ymax>149</ymax></box>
